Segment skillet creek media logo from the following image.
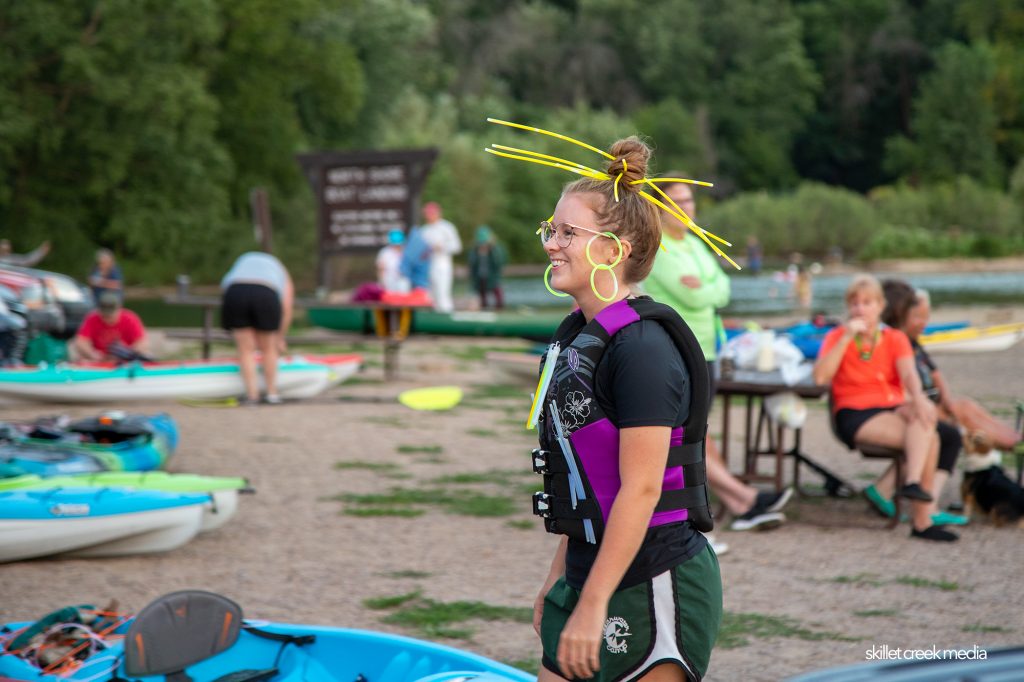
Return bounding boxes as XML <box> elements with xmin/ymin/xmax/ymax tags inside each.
<box><xmin>603</xmin><ymin>616</ymin><xmax>631</xmax><ymax>654</ymax></box>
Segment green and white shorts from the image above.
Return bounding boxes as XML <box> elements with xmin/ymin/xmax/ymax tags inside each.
<box><xmin>540</xmin><ymin>545</ymin><xmax>722</xmax><ymax>681</ymax></box>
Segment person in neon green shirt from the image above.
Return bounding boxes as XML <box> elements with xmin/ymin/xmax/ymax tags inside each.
<box><xmin>642</xmin><ymin>180</ymin><xmax>730</xmax><ymax>359</ymax></box>
<box><xmin>643</xmin><ymin>178</ymin><xmax>793</xmax><ymax>536</ymax></box>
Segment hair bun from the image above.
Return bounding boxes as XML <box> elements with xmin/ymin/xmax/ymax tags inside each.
<box><xmin>605</xmin><ymin>137</ymin><xmax>650</xmax><ymax>190</ymax></box>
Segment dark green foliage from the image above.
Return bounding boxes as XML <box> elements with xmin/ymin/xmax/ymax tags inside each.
<box><xmin>2</xmin><ymin>0</ymin><xmax>1023</xmax><ymax>279</ymax></box>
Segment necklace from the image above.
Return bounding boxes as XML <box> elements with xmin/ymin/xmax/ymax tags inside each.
<box><xmin>854</xmin><ymin>329</ymin><xmax>880</xmax><ymax>361</ymax></box>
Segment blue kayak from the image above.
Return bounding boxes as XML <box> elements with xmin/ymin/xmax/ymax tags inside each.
<box><xmin>0</xmin><ymin>412</ymin><xmax>178</xmax><ymax>477</ymax></box>
<box><xmin>0</xmin><ymin>488</ymin><xmax>211</xmax><ymax>562</ymax></box>
<box><xmin>0</xmin><ymin>591</ymin><xmax>533</xmax><ymax>681</ymax></box>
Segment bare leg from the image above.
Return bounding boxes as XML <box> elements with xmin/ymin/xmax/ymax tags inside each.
<box><xmin>639</xmin><ymin>663</ymin><xmax>688</xmax><ymax>681</ymax></box>
<box><xmin>912</xmin><ymin>437</ymin><xmax>940</xmax><ymax>530</ymax></box>
<box><xmin>705</xmin><ymin>439</ymin><xmax>757</xmax><ymax>515</ymax></box>
<box><xmin>538</xmin><ymin>667</ymin><xmax>566</xmax><ymax>681</ymax></box>
<box><xmin>255</xmin><ymin>330</ymin><xmax>278</xmax><ymax>397</ymax></box>
<box><xmin>949</xmin><ymin>397</ymin><xmax>1021</xmax><ymax>449</ymax></box>
<box><xmin>854</xmin><ymin>411</ymin><xmax>926</xmax><ymax>486</ymax></box>
<box><xmin>232</xmin><ymin>329</ymin><xmax>259</xmax><ymax>401</ymax></box>
<box><xmin>874</xmin><ymin>464</ymin><xmax>896</xmax><ymax>499</ymax></box>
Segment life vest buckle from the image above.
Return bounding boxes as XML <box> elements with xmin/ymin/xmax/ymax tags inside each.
<box><xmin>531</xmin><ymin>448</ymin><xmax>550</xmax><ymax>474</ymax></box>
<box><xmin>532</xmin><ymin>491</ymin><xmax>553</xmax><ymax>517</ymax></box>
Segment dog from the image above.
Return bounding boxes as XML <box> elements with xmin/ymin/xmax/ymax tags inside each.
<box><xmin>961</xmin><ymin>430</ymin><xmax>1024</xmax><ymax>528</ymax></box>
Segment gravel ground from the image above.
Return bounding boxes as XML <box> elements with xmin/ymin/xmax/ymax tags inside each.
<box><xmin>1</xmin><ymin>305</ymin><xmax>1022</xmax><ymax>681</ymax></box>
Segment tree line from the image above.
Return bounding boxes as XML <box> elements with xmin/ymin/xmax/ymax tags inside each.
<box><xmin>2</xmin><ymin>0</ymin><xmax>1022</xmax><ymax>285</ymax></box>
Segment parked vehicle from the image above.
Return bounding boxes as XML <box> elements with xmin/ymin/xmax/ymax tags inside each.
<box><xmin>0</xmin><ymin>265</ymin><xmax>92</xmax><ymax>338</ymax></box>
<box><xmin>0</xmin><ymin>267</ymin><xmax>64</xmax><ymax>335</ymax></box>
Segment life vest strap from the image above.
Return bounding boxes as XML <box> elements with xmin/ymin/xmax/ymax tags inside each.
<box><xmin>532</xmin><ymin>448</ymin><xmax>571</xmax><ymax>475</ymax></box>
<box><xmin>666</xmin><ymin>442</ymin><xmax>703</xmax><ymax>468</ymax></box>
<box><xmin>654</xmin><ymin>484</ymin><xmax>710</xmax><ymax>513</ymax></box>
<box><xmin>533</xmin><ymin>492</ymin><xmax>600</xmax><ymax>520</ymax></box>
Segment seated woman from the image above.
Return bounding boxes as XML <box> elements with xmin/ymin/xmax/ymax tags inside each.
<box><xmin>868</xmin><ymin>280</ymin><xmax>967</xmax><ymax>525</ymax></box>
<box><xmin>813</xmin><ymin>275</ymin><xmax>957</xmax><ymax>542</ymax></box>
<box><xmin>892</xmin><ymin>280</ymin><xmax>1019</xmax><ymax>450</ymax></box>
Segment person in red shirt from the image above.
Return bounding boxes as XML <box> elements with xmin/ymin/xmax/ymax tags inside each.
<box><xmin>813</xmin><ymin>274</ymin><xmax>956</xmax><ymax>542</ymax></box>
<box><xmin>72</xmin><ymin>292</ymin><xmax>149</xmax><ymax>362</ymax></box>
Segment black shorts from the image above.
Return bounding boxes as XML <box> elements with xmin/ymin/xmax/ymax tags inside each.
<box><xmin>834</xmin><ymin>406</ymin><xmax>897</xmax><ymax>450</ymax></box>
<box><xmin>221</xmin><ymin>283</ymin><xmax>281</xmax><ymax>332</ymax></box>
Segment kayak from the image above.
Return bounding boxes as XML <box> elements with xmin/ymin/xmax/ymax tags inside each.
<box><xmin>0</xmin><ymin>355</ymin><xmax>356</xmax><ymax>403</ymax></box>
<box><xmin>919</xmin><ymin>321</ymin><xmax>1024</xmax><ymax>353</ymax></box>
<box><xmin>0</xmin><ymin>488</ymin><xmax>208</xmax><ymax>562</ymax></box>
<box><xmin>308</xmin><ymin>305</ymin><xmax>568</xmax><ymax>342</ymax></box>
<box><xmin>0</xmin><ymin>472</ymin><xmax>249</xmax><ymax>532</ymax></box>
<box><xmin>0</xmin><ymin>591</ymin><xmax>534</xmax><ymax>681</ymax></box>
<box><xmin>0</xmin><ymin>412</ymin><xmax>178</xmax><ymax>476</ymax></box>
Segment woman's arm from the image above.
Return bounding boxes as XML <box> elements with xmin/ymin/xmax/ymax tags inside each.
<box><xmin>556</xmin><ymin>425</ymin><xmax>670</xmax><ymax>680</ymax></box>
<box><xmin>813</xmin><ymin>327</ymin><xmax>857</xmax><ymax>385</ymax></box>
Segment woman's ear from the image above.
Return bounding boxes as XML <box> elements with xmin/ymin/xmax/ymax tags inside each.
<box><xmin>612</xmin><ymin>239</ymin><xmax>632</xmax><ymax>265</ymax></box>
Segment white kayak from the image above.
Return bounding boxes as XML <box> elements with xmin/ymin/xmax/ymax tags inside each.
<box><xmin>920</xmin><ymin>322</ymin><xmax>1024</xmax><ymax>353</ymax></box>
<box><xmin>0</xmin><ymin>354</ymin><xmax>360</xmax><ymax>403</ymax></box>
<box><xmin>0</xmin><ymin>488</ymin><xmax>208</xmax><ymax>562</ymax></box>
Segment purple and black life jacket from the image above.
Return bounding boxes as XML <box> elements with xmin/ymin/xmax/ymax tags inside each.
<box><xmin>531</xmin><ymin>297</ymin><xmax>713</xmax><ymax>543</ymax></box>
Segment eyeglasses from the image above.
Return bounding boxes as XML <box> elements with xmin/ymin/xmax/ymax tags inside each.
<box><xmin>538</xmin><ymin>221</ymin><xmax>612</xmax><ymax>248</ymax></box>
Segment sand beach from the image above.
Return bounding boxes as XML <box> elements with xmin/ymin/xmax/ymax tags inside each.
<box><xmin>1</xmin><ymin>304</ymin><xmax>1023</xmax><ymax>681</ymax></box>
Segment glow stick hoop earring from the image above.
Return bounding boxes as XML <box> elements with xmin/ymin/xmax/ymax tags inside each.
<box><xmin>589</xmin><ymin>265</ymin><xmax>619</xmax><ymax>302</ymax></box>
<box><xmin>543</xmin><ymin>264</ymin><xmax>571</xmax><ymax>298</ymax></box>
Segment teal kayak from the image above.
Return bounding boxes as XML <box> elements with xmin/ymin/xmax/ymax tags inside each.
<box><xmin>0</xmin><ymin>412</ymin><xmax>178</xmax><ymax>476</ymax></box>
<box><xmin>0</xmin><ymin>590</ymin><xmax>533</xmax><ymax>681</ymax></box>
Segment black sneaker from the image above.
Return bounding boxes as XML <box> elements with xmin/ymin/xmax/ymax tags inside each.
<box><xmin>896</xmin><ymin>483</ymin><xmax>933</xmax><ymax>502</ymax></box>
<box><xmin>757</xmin><ymin>487</ymin><xmax>794</xmax><ymax>514</ymax></box>
<box><xmin>910</xmin><ymin>525</ymin><xmax>959</xmax><ymax>542</ymax></box>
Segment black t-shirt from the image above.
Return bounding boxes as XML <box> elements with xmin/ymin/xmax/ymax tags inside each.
<box><xmin>563</xmin><ymin>318</ymin><xmax>707</xmax><ymax>590</ymax></box>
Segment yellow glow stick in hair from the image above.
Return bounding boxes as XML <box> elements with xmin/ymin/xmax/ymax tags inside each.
<box><xmin>641</xmin><ymin>180</ymin><xmax>732</xmax><ymax>247</ymax></box>
<box><xmin>490</xmin><ymin>144</ymin><xmax>606</xmax><ymax>177</ymax></box>
<box><xmin>488</xmin><ymin>118</ymin><xmax>615</xmax><ymax>160</ymax></box>
<box><xmin>484</xmin><ymin>148</ymin><xmax>608</xmax><ymax>180</ymax></box>
<box><xmin>485</xmin><ymin>118</ymin><xmax>739</xmax><ymax>268</ymax></box>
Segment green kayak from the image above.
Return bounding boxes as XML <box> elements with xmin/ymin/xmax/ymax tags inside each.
<box><xmin>0</xmin><ymin>472</ymin><xmax>251</xmax><ymax>532</ymax></box>
<box><xmin>307</xmin><ymin>306</ymin><xmax>569</xmax><ymax>342</ymax></box>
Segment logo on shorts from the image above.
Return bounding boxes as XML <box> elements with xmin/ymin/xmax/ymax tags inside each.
<box><xmin>603</xmin><ymin>616</ymin><xmax>631</xmax><ymax>654</ymax></box>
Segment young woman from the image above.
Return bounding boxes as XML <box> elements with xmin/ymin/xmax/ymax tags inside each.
<box><xmin>531</xmin><ymin>137</ymin><xmax>722</xmax><ymax>682</ymax></box>
<box><xmin>813</xmin><ymin>275</ymin><xmax>957</xmax><ymax>542</ymax></box>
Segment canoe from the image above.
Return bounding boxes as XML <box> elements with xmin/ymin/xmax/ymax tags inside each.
<box><xmin>0</xmin><ymin>412</ymin><xmax>178</xmax><ymax>475</ymax></box>
<box><xmin>919</xmin><ymin>321</ymin><xmax>1024</xmax><ymax>353</ymax></box>
<box><xmin>0</xmin><ymin>488</ymin><xmax>208</xmax><ymax>561</ymax></box>
<box><xmin>0</xmin><ymin>472</ymin><xmax>248</xmax><ymax>532</ymax></box>
<box><xmin>0</xmin><ymin>355</ymin><xmax>346</xmax><ymax>403</ymax></box>
<box><xmin>0</xmin><ymin>593</ymin><xmax>533</xmax><ymax>681</ymax></box>
<box><xmin>308</xmin><ymin>305</ymin><xmax>568</xmax><ymax>342</ymax></box>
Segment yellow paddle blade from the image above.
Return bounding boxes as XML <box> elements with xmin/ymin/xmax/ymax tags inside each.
<box><xmin>178</xmin><ymin>397</ymin><xmax>240</xmax><ymax>408</ymax></box>
<box><xmin>398</xmin><ymin>386</ymin><xmax>464</xmax><ymax>411</ymax></box>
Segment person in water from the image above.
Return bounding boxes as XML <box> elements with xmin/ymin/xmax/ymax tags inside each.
<box><xmin>515</xmin><ymin>135</ymin><xmax>722</xmax><ymax>681</ymax></box>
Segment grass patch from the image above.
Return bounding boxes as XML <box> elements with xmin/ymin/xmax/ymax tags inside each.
<box><xmin>344</xmin><ymin>507</ymin><xmax>424</xmax><ymax>517</ymax></box>
<box><xmin>893</xmin><ymin>576</ymin><xmax>959</xmax><ymax>592</ymax></box>
<box><xmin>830</xmin><ymin>573</ymin><xmax>886</xmax><ymax>588</ymax></box>
<box><xmin>962</xmin><ymin>623</ymin><xmax>1012</xmax><ymax>633</ymax></box>
<box><xmin>364</xmin><ymin>591</ymin><xmax>422</xmax><ymax>610</ymax></box>
<box><xmin>397</xmin><ymin>444</ymin><xmax>444</xmax><ymax>454</ymax></box>
<box><xmin>334</xmin><ymin>460</ymin><xmax>401</xmax><ymax>472</ymax></box>
<box><xmin>717</xmin><ymin>611</ymin><xmax>858</xmax><ymax>649</ymax></box>
<box><xmin>344</xmin><ymin>376</ymin><xmax>385</xmax><ymax>386</ymax></box>
<box><xmin>506</xmin><ymin>519</ymin><xmax>534</xmax><ymax>530</ymax></box>
<box><xmin>371</xmin><ymin>593</ymin><xmax>532</xmax><ymax>640</ymax></box>
<box><xmin>503</xmin><ymin>659</ymin><xmax>540</xmax><ymax>675</ymax></box>
<box><xmin>337</xmin><ymin>487</ymin><xmax>518</xmax><ymax>518</ymax></box>
<box><xmin>383</xmin><ymin>570</ymin><xmax>433</xmax><ymax>579</ymax></box>
<box><xmin>431</xmin><ymin>470</ymin><xmax>532</xmax><ymax>486</ymax></box>
<box><xmin>466</xmin><ymin>428</ymin><xmax>499</xmax><ymax>438</ymax></box>
<box><xmin>855</xmin><ymin>472</ymin><xmax>879</xmax><ymax>481</ymax></box>
<box><xmin>852</xmin><ymin>609</ymin><xmax>900</xmax><ymax>618</ymax></box>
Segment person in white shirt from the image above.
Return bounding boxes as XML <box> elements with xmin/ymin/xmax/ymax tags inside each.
<box><xmin>419</xmin><ymin>202</ymin><xmax>462</xmax><ymax>312</ymax></box>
